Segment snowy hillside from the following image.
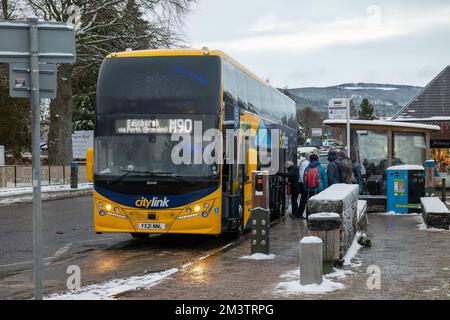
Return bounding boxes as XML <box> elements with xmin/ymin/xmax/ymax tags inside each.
<box><xmin>286</xmin><ymin>83</ymin><xmax>423</xmax><ymax>117</ymax></box>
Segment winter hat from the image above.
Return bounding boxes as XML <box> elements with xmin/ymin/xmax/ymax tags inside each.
<box><xmin>337</xmin><ymin>151</ymin><xmax>346</xmax><ymax>159</ymax></box>
<box><xmin>310</xmin><ymin>154</ymin><xmax>319</xmax><ymax>162</ymax></box>
<box><xmin>328</xmin><ymin>150</ymin><xmax>337</xmax><ymax>162</ymax></box>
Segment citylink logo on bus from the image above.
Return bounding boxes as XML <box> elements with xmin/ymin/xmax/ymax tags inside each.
<box><xmin>135</xmin><ymin>196</ymin><xmax>170</xmax><ymax>209</ymax></box>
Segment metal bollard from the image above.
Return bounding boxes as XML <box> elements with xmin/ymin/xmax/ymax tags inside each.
<box><xmin>442</xmin><ymin>178</ymin><xmax>447</xmax><ymax>203</ymax></box>
<box><xmin>300</xmin><ymin>236</ymin><xmax>323</xmax><ymax>286</ymax></box>
<box><xmin>70</xmin><ymin>162</ymin><xmax>78</xmax><ymax>189</ymax></box>
<box><xmin>251</xmin><ymin>208</ymin><xmax>270</xmax><ymax>255</ymax></box>
<box><xmin>250</xmin><ymin>171</ymin><xmax>270</xmax><ymax>255</ymax></box>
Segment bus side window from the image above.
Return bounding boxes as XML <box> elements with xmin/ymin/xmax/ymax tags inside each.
<box><xmin>237</xmin><ymin>69</ymin><xmax>248</xmax><ymax>111</ymax></box>
<box><xmin>223</xmin><ymin>61</ymin><xmax>237</xmax><ymax>108</ymax></box>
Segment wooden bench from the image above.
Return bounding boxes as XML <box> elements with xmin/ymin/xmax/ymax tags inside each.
<box><xmin>308</xmin><ymin>184</ymin><xmax>359</xmax><ymax>262</ymax></box>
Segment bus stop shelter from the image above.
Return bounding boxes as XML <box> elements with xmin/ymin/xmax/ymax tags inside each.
<box><xmin>323</xmin><ymin>119</ymin><xmax>441</xmax><ymax>199</ymax></box>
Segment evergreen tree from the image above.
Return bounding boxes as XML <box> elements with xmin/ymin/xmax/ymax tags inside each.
<box><xmin>0</xmin><ymin>66</ymin><xmax>31</xmax><ymax>162</ymax></box>
<box><xmin>358</xmin><ymin>98</ymin><xmax>377</xmax><ymax>120</ymax></box>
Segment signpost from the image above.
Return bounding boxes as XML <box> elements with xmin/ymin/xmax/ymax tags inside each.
<box><xmin>72</xmin><ymin>131</ymin><xmax>94</xmax><ymax>160</ymax></box>
<box><xmin>0</xmin><ymin>18</ymin><xmax>75</xmax><ymax>300</ymax></box>
<box><xmin>329</xmin><ymin>98</ymin><xmax>354</xmax><ymax>157</ymax></box>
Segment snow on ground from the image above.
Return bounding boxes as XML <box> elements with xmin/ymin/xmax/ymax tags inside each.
<box><xmin>274</xmin><ymin>268</ymin><xmax>346</xmax><ymax>295</ymax></box>
<box><xmin>47</xmin><ymin>268</ymin><xmax>178</xmax><ymax>300</ymax></box>
<box><xmin>239</xmin><ymin>253</ymin><xmax>276</xmax><ymax>261</ymax></box>
<box><xmin>325</xmin><ymin>268</ymin><xmax>354</xmax><ymax>279</ymax></box>
<box><xmin>343</xmin><ymin>232</ymin><xmax>362</xmax><ymax>267</ymax></box>
<box><xmin>0</xmin><ymin>183</ymin><xmax>93</xmax><ymax>197</ymax></box>
<box><xmin>374</xmin><ymin>212</ymin><xmax>419</xmax><ymax>216</ymax></box>
<box><xmin>0</xmin><ymin>184</ymin><xmax>93</xmax><ymax>206</ymax></box>
<box><xmin>274</xmin><ymin>278</ymin><xmax>345</xmax><ymax>295</ymax></box>
<box><xmin>417</xmin><ymin>219</ymin><xmax>428</xmax><ymax>231</ymax></box>
<box><xmin>47</xmin><ymin>243</ymin><xmax>234</xmax><ymax>300</ymax></box>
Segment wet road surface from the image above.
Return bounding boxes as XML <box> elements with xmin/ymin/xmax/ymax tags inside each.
<box><xmin>0</xmin><ymin>197</ymin><xmax>238</xmax><ymax>299</ymax></box>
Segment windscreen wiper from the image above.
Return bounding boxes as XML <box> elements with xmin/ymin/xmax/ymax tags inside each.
<box><xmin>149</xmin><ymin>172</ymin><xmax>195</xmax><ymax>185</ymax></box>
<box><xmin>110</xmin><ymin>170</ymin><xmax>153</xmax><ymax>185</ymax></box>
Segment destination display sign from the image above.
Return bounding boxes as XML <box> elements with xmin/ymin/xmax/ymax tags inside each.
<box><xmin>115</xmin><ymin>119</ymin><xmax>193</xmax><ymax>134</ymax></box>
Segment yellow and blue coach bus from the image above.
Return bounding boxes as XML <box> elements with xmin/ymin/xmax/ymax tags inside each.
<box><xmin>86</xmin><ymin>49</ymin><xmax>297</xmax><ymax>237</ymax></box>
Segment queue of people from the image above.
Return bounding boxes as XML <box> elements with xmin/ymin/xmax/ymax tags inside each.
<box><xmin>280</xmin><ymin>149</ymin><xmax>364</xmax><ymax>219</ymax></box>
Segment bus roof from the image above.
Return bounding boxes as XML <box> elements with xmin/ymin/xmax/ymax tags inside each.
<box><xmin>107</xmin><ymin>49</ymin><xmax>293</xmax><ymax>103</ymax></box>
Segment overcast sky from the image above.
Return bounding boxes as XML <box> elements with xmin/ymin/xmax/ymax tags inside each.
<box><xmin>184</xmin><ymin>0</ymin><xmax>450</xmax><ymax>88</ymax></box>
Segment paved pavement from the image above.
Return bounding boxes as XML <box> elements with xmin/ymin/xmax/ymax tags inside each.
<box><xmin>120</xmin><ymin>214</ymin><xmax>450</xmax><ymax>300</ymax></box>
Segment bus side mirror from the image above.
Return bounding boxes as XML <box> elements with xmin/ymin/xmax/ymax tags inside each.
<box><xmin>86</xmin><ymin>147</ymin><xmax>94</xmax><ymax>182</ymax></box>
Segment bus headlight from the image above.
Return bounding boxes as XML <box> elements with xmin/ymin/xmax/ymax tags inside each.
<box><xmin>186</xmin><ymin>207</ymin><xmax>192</xmax><ymax>214</ymax></box>
<box><xmin>106</xmin><ymin>204</ymin><xmax>112</xmax><ymax>211</ymax></box>
<box><xmin>204</xmin><ymin>203</ymin><xmax>210</xmax><ymax>209</ymax></box>
<box><xmin>98</xmin><ymin>202</ymin><xmax>103</xmax><ymax>208</ymax></box>
<box><xmin>194</xmin><ymin>205</ymin><xmax>201</xmax><ymax>213</ymax></box>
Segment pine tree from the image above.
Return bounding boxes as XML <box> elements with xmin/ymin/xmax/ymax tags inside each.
<box><xmin>358</xmin><ymin>98</ymin><xmax>377</xmax><ymax>120</ymax></box>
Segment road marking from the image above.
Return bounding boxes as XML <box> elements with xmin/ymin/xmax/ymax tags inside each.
<box><xmin>54</xmin><ymin>244</ymin><xmax>72</xmax><ymax>258</ymax></box>
<box><xmin>0</xmin><ymin>257</ymin><xmax>54</xmax><ymax>269</ymax></box>
<box><xmin>0</xmin><ymin>237</ymin><xmax>126</xmax><ymax>269</ymax></box>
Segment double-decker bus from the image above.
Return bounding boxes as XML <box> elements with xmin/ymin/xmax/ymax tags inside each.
<box><xmin>87</xmin><ymin>49</ymin><xmax>297</xmax><ymax>237</ymax></box>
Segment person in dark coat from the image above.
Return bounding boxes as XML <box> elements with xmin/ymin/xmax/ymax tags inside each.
<box><xmin>352</xmin><ymin>159</ymin><xmax>364</xmax><ymax>194</ymax></box>
<box><xmin>337</xmin><ymin>151</ymin><xmax>355</xmax><ymax>184</ymax></box>
<box><xmin>278</xmin><ymin>161</ymin><xmax>301</xmax><ymax>218</ymax></box>
<box><xmin>327</xmin><ymin>150</ymin><xmax>341</xmax><ymax>186</ymax></box>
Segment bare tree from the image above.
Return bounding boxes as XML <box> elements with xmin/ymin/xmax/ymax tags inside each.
<box><xmin>21</xmin><ymin>0</ymin><xmax>196</xmax><ymax>165</ymax></box>
<box><xmin>1</xmin><ymin>0</ymin><xmax>20</xmax><ymax>19</ymax></box>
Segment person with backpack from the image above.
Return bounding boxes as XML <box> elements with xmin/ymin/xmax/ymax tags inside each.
<box><xmin>337</xmin><ymin>151</ymin><xmax>355</xmax><ymax>184</ymax></box>
<box><xmin>327</xmin><ymin>150</ymin><xmax>341</xmax><ymax>186</ymax></box>
<box><xmin>298</xmin><ymin>153</ymin><xmax>311</xmax><ymax>219</ymax></box>
<box><xmin>278</xmin><ymin>161</ymin><xmax>301</xmax><ymax>218</ymax></box>
<box><xmin>303</xmin><ymin>154</ymin><xmax>328</xmax><ymax>217</ymax></box>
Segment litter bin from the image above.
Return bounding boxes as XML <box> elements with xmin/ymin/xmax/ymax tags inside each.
<box><xmin>387</xmin><ymin>165</ymin><xmax>425</xmax><ymax>214</ymax></box>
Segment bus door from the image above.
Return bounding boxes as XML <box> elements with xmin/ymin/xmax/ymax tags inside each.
<box><xmin>239</xmin><ymin>112</ymin><xmax>260</xmax><ymax>228</ymax></box>
<box><xmin>221</xmin><ymin>107</ymin><xmax>243</xmax><ymax>232</ymax></box>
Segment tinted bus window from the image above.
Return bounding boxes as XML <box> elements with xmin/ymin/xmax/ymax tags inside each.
<box><xmin>97</xmin><ymin>56</ymin><xmax>221</xmax><ymax>115</ymax></box>
<box><xmin>223</xmin><ymin>61</ymin><xmax>237</xmax><ymax>107</ymax></box>
<box><xmin>237</xmin><ymin>69</ymin><xmax>248</xmax><ymax>110</ymax></box>
<box><xmin>247</xmin><ymin>74</ymin><xmax>261</xmax><ymax>115</ymax></box>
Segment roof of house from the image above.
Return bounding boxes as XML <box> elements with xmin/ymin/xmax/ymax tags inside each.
<box><xmin>323</xmin><ymin>119</ymin><xmax>440</xmax><ymax>131</ymax></box>
<box><xmin>393</xmin><ymin>66</ymin><xmax>450</xmax><ymax>120</ymax></box>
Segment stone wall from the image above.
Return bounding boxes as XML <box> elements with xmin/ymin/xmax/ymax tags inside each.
<box><xmin>308</xmin><ymin>184</ymin><xmax>359</xmax><ymax>259</ymax></box>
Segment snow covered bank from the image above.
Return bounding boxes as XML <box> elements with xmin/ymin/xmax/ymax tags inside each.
<box><xmin>0</xmin><ymin>183</ymin><xmax>93</xmax><ymax>197</ymax></box>
<box><xmin>343</xmin><ymin>232</ymin><xmax>362</xmax><ymax>267</ymax></box>
<box><xmin>0</xmin><ymin>183</ymin><xmax>93</xmax><ymax>206</ymax></box>
<box><xmin>47</xmin><ymin>268</ymin><xmax>178</xmax><ymax>300</ymax></box>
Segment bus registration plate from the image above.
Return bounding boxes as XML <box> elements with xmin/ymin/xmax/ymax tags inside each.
<box><xmin>138</xmin><ymin>223</ymin><xmax>166</xmax><ymax>230</ymax></box>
